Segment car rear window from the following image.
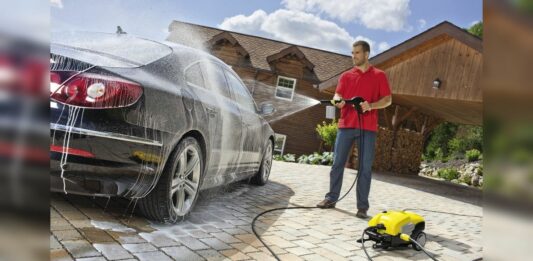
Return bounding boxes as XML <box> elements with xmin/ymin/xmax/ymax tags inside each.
<box><xmin>51</xmin><ymin>32</ymin><xmax>172</xmax><ymax>68</ymax></box>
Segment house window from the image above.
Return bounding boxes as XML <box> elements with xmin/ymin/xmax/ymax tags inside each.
<box><xmin>274</xmin><ymin>133</ymin><xmax>287</xmax><ymax>155</ymax></box>
<box><xmin>275</xmin><ymin>76</ymin><xmax>297</xmax><ymax>101</ymax></box>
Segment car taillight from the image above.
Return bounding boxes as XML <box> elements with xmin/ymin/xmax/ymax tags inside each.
<box><xmin>50</xmin><ymin>72</ymin><xmax>142</xmax><ymax>109</ymax></box>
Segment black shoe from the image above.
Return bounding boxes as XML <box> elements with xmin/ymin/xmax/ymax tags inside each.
<box><xmin>316</xmin><ymin>199</ymin><xmax>336</xmax><ymax>209</ymax></box>
<box><xmin>356</xmin><ymin>209</ymin><xmax>369</xmax><ymax>219</ymax></box>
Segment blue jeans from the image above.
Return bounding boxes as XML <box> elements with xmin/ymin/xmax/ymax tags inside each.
<box><xmin>325</xmin><ymin>128</ymin><xmax>376</xmax><ymax>210</ymax></box>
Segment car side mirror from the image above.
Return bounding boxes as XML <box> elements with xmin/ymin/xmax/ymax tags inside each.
<box><xmin>259</xmin><ymin>103</ymin><xmax>275</xmax><ymax>116</ymax></box>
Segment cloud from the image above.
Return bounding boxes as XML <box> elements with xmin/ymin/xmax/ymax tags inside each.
<box><xmin>418</xmin><ymin>19</ymin><xmax>426</xmax><ymax>30</ymax></box>
<box><xmin>219</xmin><ymin>10</ymin><xmax>269</xmax><ymax>37</ymax></box>
<box><xmin>219</xmin><ymin>9</ymin><xmax>386</xmax><ymax>55</ymax></box>
<box><xmin>378</xmin><ymin>42</ymin><xmax>390</xmax><ymax>53</ymax></box>
<box><xmin>281</xmin><ymin>0</ymin><xmax>412</xmax><ymax>32</ymax></box>
<box><xmin>50</xmin><ymin>0</ymin><xmax>63</xmax><ymax>9</ymax></box>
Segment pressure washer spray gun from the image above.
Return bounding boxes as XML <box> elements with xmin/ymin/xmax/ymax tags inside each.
<box><xmin>319</xmin><ymin>96</ymin><xmax>366</xmax><ymax>114</ymax></box>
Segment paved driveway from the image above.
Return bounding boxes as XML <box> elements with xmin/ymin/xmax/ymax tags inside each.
<box><xmin>51</xmin><ymin>161</ymin><xmax>482</xmax><ymax>261</ymax></box>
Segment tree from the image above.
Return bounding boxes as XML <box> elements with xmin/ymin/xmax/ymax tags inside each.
<box><xmin>467</xmin><ymin>22</ymin><xmax>483</xmax><ymax>38</ymax></box>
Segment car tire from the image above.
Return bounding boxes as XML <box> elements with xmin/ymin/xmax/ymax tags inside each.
<box><xmin>139</xmin><ymin>137</ymin><xmax>204</xmax><ymax>223</ymax></box>
<box><xmin>250</xmin><ymin>140</ymin><xmax>273</xmax><ymax>186</ymax></box>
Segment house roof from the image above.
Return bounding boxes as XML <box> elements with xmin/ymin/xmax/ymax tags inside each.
<box><xmin>319</xmin><ymin>21</ymin><xmax>482</xmax><ymax>91</ymax></box>
<box><xmin>204</xmin><ymin>31</ymin><xmax>249</xmax><ymax>57</ymax></box>
<box><xmin>167</xmin><ymin>20</ymin><xmax>353</xmax><ymax>82</ymax></box>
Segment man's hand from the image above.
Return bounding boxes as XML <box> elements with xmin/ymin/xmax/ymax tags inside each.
<box><xmin>360</xmin><ymin>101</ymin><xmax>371</xmax><ymax>112</ymax></box>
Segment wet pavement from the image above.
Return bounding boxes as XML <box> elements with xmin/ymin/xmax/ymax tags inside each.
<box><xmin>51</xmin><ymin>161</ymin><xmax>482</xmax><ymax>261</ymax></box>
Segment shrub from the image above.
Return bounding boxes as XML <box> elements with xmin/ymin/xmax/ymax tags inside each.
<box><xmin>466</xmin><ymin>149</ymin><xmax>481</xmax><ymax>162</ymax></box>
<box><xmin>297</xmin><ymin>152</ymin><xmax>334</xmax><ymax>165</ymax></box>
<box><xmin>316</xmin><ymin>120</ymin><xmax>338</xmax><ymax>148</ymax></box>
<box><xmin>308</xmin><ymin>153</ymin><xmax>322</xmax><ymax>165</ymax></box>
<box><xmin>438</xmin><ymin>168</ymin><xmax>460</xmax><ymax>181</ymax></box>
<box><xmin>424</xmin><ymin>122</ymin><xmax>458</xmax><ymax>160</ymax></box>
<box><xmin>424</xmin><ymin>123</ymin><xmax>483</xmax><ymax>162</ymax></box>
<box><xmin>273</xmin><ymin>154</ymin><xmax>283</xmax><ymax>161</ymax></box>
<box><xmin>282</xmin><ymin>153</ymin><xmax>296</xmax><ymax>162</ymax></box>
<box><xmin>321</xmin><ymin>152</ymin><xmax>334</xmax><ymax>165</ymax></box>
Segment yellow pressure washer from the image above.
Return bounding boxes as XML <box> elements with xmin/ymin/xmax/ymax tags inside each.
<box><xmin>360</xmin><ymin>210</ymin><xmax>427</xmax><ymax>250</ymax></box>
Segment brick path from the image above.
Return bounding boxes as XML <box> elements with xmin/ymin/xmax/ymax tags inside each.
<box><xmin>51</xmin><ymin>161</ymin><xmax>482</xmax><ymax>260</ymax></box>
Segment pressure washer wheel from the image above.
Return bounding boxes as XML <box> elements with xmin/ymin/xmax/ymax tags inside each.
<box><xmin>412</xmin><ymin>231</ymin><xmax>427</xmax><ymax>251</ymax></box>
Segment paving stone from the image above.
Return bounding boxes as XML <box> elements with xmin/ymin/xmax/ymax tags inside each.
<box><xmin>50</xmin><ymin>235</ymin><xmax>62</xmax><ymax>250</ymax></box>
<box><xmin>262</xmin><ymin>235</ymin><xmax>297</xmax><ymax>248</ymax></box>
<box><xmin>230</xmin><ymin>242</ymin><xmax>260</xmax><ymax>253</ymax></box>
<box><xmin>93</xmin><ymin>243</ymin><xmax>134</xmax><ymax>260</ymax></box>
<box><xmin>122</xmin><ymin>243</ymin><xmax>157</xmax><ymax>253</ymax></box>
<box><xmin>200</xmin><ymin>237</ymin><xmax>232</xmax><ymax>250</ymax></box>
<box><xmin>61</xmin><ymin>240</ymin><xmax>100</xmax><ymax>259</ymax></box>
<box><xmin>161</xmin><ymin>246</ymin><xmax>204</xmax><ymax>261</ymax></box>
<box><xmin>212</xmin><ymin>232</ymin><xmax>242</xmax><ymax>244</ymax></box>
<box><xmin>220</xmin><ymin>249</ymin><xmax>250</xmax><ymax>261</ymax></box>
<box><xmin>107</xmin><ymin>231</ymin><xmax>146</xmax><ymax>244</ymax></box>
<box><xmin>285</xmin><ymin>246</ymin><xmax>314</xmax><ymax>256</ymax></box>
<box><xmin>134</xmin><ymin>251</ymin><xmax>173</xmax><ymax>261</ymax></box>
<box><xmin>247</xmin><ymin>251</ymin><xmax>277</xmax><ymax>261</ymax></box>
<box><xmin>79</xmin><ymin>228</ymin><xmax>114</xmax><ymax>243</ymax></box>
<box><xmin>60</xmin><ymin>210</ymin><xmax>87</xmax><ymax>221</ymax></box>
<box><xmin>139</xmin><ymin>232</ymin><xmax>181</xmax><ymax>247</ymax></box>
<box><xmin>75</xmin><ymin>257</ymin><xmax>107</xmax><ymax>261</ymax></box>
<box><xmin>277</xmin><ymin>253</ymin><xmax>306</xmax><ymax>261</ymax></box>
<box><xmin>175</xmin><ymin>236</ymin><xmax>210</xmax><ymax>250</ymax></box>
<box><xmin>197</xmin><ymin>249</ymin><xmax>231</xmax><ymax>261</ymax></box>
<box><xmin>50</xmin><ymin>249</ymin><xmax>73</xmax><ymax>261</ymax></box>
<box><xmin>302</xmin><ymin>254</ymin><xmax>331</xmax><ymax>261</ymax></box>
<box><xmin>51</xmin><ymin>217</ymin><xmax>74</xmax><ymax>231</ymax></box>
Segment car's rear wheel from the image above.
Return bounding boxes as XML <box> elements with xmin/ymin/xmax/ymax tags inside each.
<box><xmin>139</xmin><ymin>137</ymin><xmax>203</xmax><ymax>223</ymax></box>
<box><xmin>250</xmin><ymin>140</ymin><xmax>272</xmax><ymax>186</ymax></box>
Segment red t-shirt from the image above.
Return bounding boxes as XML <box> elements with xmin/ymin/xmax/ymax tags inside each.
<box><xmin>336</xmin><ymin>66</ymin><xmax>391</xmax><ymax>131</ymax></box>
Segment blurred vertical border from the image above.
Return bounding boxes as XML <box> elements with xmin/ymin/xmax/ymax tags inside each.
<box><xmin>0</xmin><ymin>0</ymin><xmax>49</xmax><ymax>260</ymax></box>
<box><xmin>484</xmin><ymin>0</ymin><xmax>533</xmax><ymax>260</ymax></box>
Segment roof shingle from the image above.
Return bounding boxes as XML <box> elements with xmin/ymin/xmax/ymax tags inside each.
<box><xmin>167</xmin><ymin>20</ymin><xmax>353</xmax><ymax>82</ymax></box>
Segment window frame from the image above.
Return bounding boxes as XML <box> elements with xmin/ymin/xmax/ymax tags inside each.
<box><xmin>273</xmin><ymin>133</ymin><xmax>287</xmax><ymax>156</ymax></box>
<box><xmin>275</xmin><ymin>75</ymin><xmax>297</xmax><ymax>101</ymax></box>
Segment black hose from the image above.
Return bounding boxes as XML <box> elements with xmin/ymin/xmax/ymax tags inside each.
<box><xmin>410</xmin><ymin>237</ymin><xmax>438</xmax><ymax>261</ymax></box>
<box><xmin>251</xmin><ymin>110</ymin><xmax>365</xmax><ymax>260</ymax></box>
<box><xmin>361</xmin><ymin>227</ymin><xmax>373</xmax><ymax>260</ymax></box>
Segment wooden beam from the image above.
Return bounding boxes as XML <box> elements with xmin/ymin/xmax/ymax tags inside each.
<box><xmin>391</xmin><ymin>105</ymin><xmax>400</xmax><ymax>128</ymax></box>
<box><xmin>393</xmin><ymin>107</ymin><xmax>418</xmax><ymax>129</ymax></box>
<box><xmin>420</xmin><ymin>115</ymin><xmax>428</xmax><ymax>134</ymax></box>
<box><xmin>422</xmin><ymin>118</ymin><xmax>444</xmax><ymax>138</ymax></box>
<box><xmin>383</xmin><ymin>107</ymin><xmax>393</xmax><ymax>129</ymax></box>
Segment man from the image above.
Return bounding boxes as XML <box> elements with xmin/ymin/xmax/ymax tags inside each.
<box><xmin>316</xmin><ymin>40</ymin><xmax>392</xmax><ymax>219</ymax></box>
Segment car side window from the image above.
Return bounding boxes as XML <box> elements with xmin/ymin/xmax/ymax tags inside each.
<box><xmin>225</xmin><ymin>71</ymin><xmax>257</xmax><ymax>112</ymax></box>
<box><xmin>184</xmin><ymin>62</ymin><xmax>205</xmax><ymax>88</ymax></box>
<box><xmin>200</xmin><ymin>62</ymin><xmax>232</xmax><ymax>99</ymax></box>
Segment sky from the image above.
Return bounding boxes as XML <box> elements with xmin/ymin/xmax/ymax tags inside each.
<box><xmin>51</xmin><ymin>0</ymin><xmax>482</xmax><ymax>56</ymax></box>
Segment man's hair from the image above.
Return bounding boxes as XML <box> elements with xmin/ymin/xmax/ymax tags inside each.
<box><xmin>353</xmin><ymin>40</ymin><xmax>370</xmax><ymax>53</ymax></box>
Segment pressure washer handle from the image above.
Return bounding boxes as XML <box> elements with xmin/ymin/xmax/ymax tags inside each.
<box><xmin>319</xmin><ymin>97</ymin><xmax>366</xmax><ymax>114</ymax></box>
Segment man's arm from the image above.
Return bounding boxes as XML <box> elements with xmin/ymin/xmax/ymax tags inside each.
<box><xmin>360</xmin><ymin>95</ymin><xmax>392</xmax><ymax>112</ymax></box>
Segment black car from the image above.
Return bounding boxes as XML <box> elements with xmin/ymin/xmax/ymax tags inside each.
<box><xmin>50</xmin><ymin>32</ymin><xmax>275</xmax><ymax>223</ymax></box>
